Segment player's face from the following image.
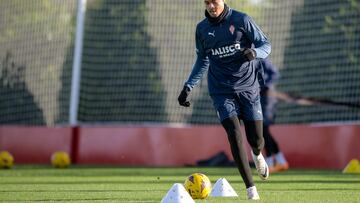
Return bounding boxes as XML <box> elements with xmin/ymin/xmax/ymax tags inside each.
<box><xmin>204</xmin><ymin>0</ymin><xmax>225</xmax><ymax>18</ymax></box>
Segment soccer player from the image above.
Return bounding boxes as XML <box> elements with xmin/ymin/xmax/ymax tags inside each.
<box><xmin>258</xmin><ymin>58</ymin><xmax>289</xmax><ymax>173</ymax></box>
<box><xmin>177</xmin><ymin>0</ymin><xmax>270</xmax><ymax>200</ymax></box>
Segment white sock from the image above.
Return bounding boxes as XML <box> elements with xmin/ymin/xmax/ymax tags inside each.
<box><xmin>246</xmin><ymin>186</ymin><xmax>260</xmax><ymax>200</ymax></box>
<box><xmin>265</xmin><ymin>156</ymin><xmax>274</xmax><ymax>167</ymax></box>
<box><xmin>274</xmin><ymin>152</ymin><xmax>287</xmax><ymax>165</ymax></box>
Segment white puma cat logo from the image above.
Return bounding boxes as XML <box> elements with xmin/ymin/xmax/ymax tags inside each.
<box><xmin>208</xmin><ymin>30</ymin><xmax>215</xmax><ymax>37</ymax></box>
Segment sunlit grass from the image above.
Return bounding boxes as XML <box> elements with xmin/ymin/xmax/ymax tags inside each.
<box><xmin>0</xmin><ymin>166</ymin><xmax>359</xmax><ymax>202</ymax></box>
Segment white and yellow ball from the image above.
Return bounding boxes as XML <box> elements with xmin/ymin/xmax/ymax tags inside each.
<box><xmin>51</xmin><ymin>151</ymin><xmax>71</xmax><ymax>168</ymax></box>
<box><xmin>0</xmin><ymin>151</ymin><xmax>14</xmax><ymax>169</ymax></box>
<box><xmin>184</xmin><ymin>173</ymin><xmax>212</xmax><ymax>199</ymax></box>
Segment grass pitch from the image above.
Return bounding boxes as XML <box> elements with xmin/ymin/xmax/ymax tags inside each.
<box><xmin>0</xmin><ymin>166</ymin><xmax>359</xmax><ymax>202</ymax></box>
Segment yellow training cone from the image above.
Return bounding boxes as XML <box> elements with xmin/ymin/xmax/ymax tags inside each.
<box><xmin>342</xmin><ymin>159</ymin><xmax>360</xmax><ymax>174</ymax></box>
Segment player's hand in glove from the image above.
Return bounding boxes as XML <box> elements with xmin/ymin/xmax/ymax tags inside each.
<box><xmin>178</xmin><ymin>86</ymin><xmax>191</xmax><ymax>107</ymax></box>
<box><xmin>243</xmin><ymin>48</ymin><xmax>256</xmax><ymax>61</ymax></box>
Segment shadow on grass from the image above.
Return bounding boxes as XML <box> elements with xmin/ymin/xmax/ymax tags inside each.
<box><xmin>266</xmin><ymin>188</ymin><xmax>360</xmax><ymax>191</ymax></box>
<box><xmin>1</xmin><ymin>179</ymin><xmax>359</xmax><ymax>185</ymax></box>
<box><xmin>267</xmin><ymin>180</ymin><xmax>360</xmax><ymax>184</ymax></box>
<box><xmin>1</xmin><ymin>166</ymin><xmax>241</xmax><ymax>177</ymax></box>
<box><xmin>0</xmin><ymin>189</ymin><xmax>164</xmax><ymax>193</ymax></box>
<box><xmin>0</xmin><ymin>180</ymin><xmax>176</xmax><ymax>185</ymax></box>
<box><xmin>1</xmin><ymin>198</ymin><xmax>158</xmax><ymax>202</ymax></box>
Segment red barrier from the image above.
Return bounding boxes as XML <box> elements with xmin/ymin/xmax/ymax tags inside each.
<box><xmin>0</xmin><ymin>126</ymin><xmax>72</xmax><ymax>163</ymax></box>
<box><xmin>0</xmin><ymin>124</ymin><xmax>359</xmax><ymax>169</ymax></box>
<box><xmin>77</xmin><ymin>125</ymin><xmax>233</xmax><ymax>166</ymax></box>
<box><xmin>271</xmin><ymin>123</ymin><xmax>360</xmax><ymax>169</ymax></box>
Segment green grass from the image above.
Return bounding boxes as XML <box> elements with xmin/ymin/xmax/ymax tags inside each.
<box><xmin>0</xmin><ymin>166</ymin><xmax>359</xmax><ymax>202</ymax></box>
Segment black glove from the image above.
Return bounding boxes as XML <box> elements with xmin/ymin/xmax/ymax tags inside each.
<box><xmin>243</xmin><ymin>48</ymin><xmax>256</xmax><ymax>61</ymax></box>
<box><xmin>178</xmin><ymin>86</ymin><xmax>191</xmax><ymax>107</ymax></box>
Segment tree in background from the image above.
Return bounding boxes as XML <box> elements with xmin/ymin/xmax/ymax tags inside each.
<box><xmin>0</xmin><ymin>0</ymin><xmax>75</xmax><ymax>125</ymax></box>
<box><xmin>278</xmin><ymin>0</ymin><xmax>360</xmax><ymax>123</ymax></box>
<box><xmin>77</xmin><ymin>0</ymin><xmax>166</xmax><ymax>122</ymax></box>
<box><xmin>0</xmin><ymin>52</ymin><xmax>44</xmax><ymax>124</ymax></box>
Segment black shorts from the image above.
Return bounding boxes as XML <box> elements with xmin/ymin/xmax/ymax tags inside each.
<box><xmin>210</xmin><ymin>89</ymin><xmax>263</xmax><ymax>122</ymax></box>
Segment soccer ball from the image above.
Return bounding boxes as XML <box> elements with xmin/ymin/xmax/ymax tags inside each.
<box><xmin>51</xmin><ymin>151</ymin><xmax>71</xmax><ymax>168</ymax></box>
<box><xmin>0</xmin><ymin>151</ymin><xmax>14</xmax><ymax>169</ymax></box>
<box><xmin>184</xmin><ymin>173</ymin><xmax>212</xmax><ymax>199</ymax></box>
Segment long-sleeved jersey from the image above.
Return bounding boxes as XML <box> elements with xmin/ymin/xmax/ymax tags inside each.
<box><xmin>184</xmin><ymin>8</ymin><xmax>271</xmax><ymax>94</ymax></box>
<box><xmin>258</xmin><ymin>58</ymin><xmax>280</xmax><ymax>89</ymax></box>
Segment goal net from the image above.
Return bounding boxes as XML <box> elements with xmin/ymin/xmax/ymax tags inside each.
<box><xmin>0</xmin><ymin>0</ymin><xmax>359</xmax><ymax>125</ymax></box>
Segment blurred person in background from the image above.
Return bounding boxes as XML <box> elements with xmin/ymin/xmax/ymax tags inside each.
<box><xmin>177</xmin><ymin>0</ymin><xmax>271</xmax><ymax>200</ymax></box>
<box><xmin>258</xmin><ymin>58</ymin><xmax>289</xmax><ymax>173</ymax></box>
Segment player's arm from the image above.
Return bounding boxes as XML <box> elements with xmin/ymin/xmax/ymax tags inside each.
<box><xmin>242</xmin><ymin>14</ymin><xmax>271</xmax><ymax>59</ymax></box>
<box><xmin>184</xmin><ymin>26</ymin><xmax>210</xmax><ymax>90</ymax></box>
<box><xmin>184</xmin><ymin>54</ymin><xmax>210</xmax><ymax>90</ymax></box>
<box><xmin>178</xmin><ymin>26</ymin><xmax>210</xmax><ymax>107</ymax></box>
<box><xmin>263</xmin><ymin>59</ymin><xmax>280</xmax><ymax>86</ymax></box>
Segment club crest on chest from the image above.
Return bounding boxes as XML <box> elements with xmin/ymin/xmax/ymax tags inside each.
<box><xmin>229</xmin><ymin>25</ymin><xmax>235</xmax><ymax>35</ymax></box>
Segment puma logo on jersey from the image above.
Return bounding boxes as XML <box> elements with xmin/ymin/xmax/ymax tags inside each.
<box><xmin>208</xmin><ymin>30</ymin><xmax>215</xmax><ymax>37</ymax></box>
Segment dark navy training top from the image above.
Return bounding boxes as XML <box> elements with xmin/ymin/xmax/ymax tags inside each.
<box><xmin>184</xmin><ymin>8</ymin><xmax>271</xmax><ymax>94</ymax></box>
<box><xmin>258</xmin><ymin>58</ymin><xmax>280</xmax><ymax>89</ymax></box>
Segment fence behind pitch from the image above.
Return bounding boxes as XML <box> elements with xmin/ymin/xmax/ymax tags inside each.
<box><xmin>0</xmin><ymin>0</ymin><xmax>359</xmax><ymax>125</ymax></box>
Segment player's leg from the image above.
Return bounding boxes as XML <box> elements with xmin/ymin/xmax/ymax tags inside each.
<box><xmin>263</xmin><ymin>124</ymin><xmax>279</xmax><ymax>155</ymax></box>
<box><xmin>263</xmin><ymin>123</ymin><xmax>276</xmax><ymax>170</ymax></box>
<box><xmin>263</xmin><ymin>123</ymin><xmax>289</xmax><ymax>172</ymax></box>
<box><xmin>261</xmin><ymin>93</ymin><xmax>288</xmax><ymax>172</ymax></box>
<box><xmin>263</xmin><ymin>124</ymin><xmax>279</xmax><ymax>153</ymax></box>
<box><xmin>221</xmin><ymin>116</ymin><xmax>254</xmax><ymax>188</ymax></box>
<box><xmin>243</xmin><ymin>120</ymin><xmax>263</xmax><ymax>155</ymax></box>
<box><xmin>238</xmin><ymin>90</ymin><xmax>269</xmax><ymax>181</ymax></box>
<box><xmin>211</xmin><ymin>94</ymin><xmax>259</xmax><ymax>200</ymax></box>
<box><xmin>242</xmin><ymin>119</ymin><xmax>269</xmax><ymax>180</ymax></box>
<box><xmin>261</xmin><ymin>92</ymin><xmax>278</xmax><ymax>171</ymax></box>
